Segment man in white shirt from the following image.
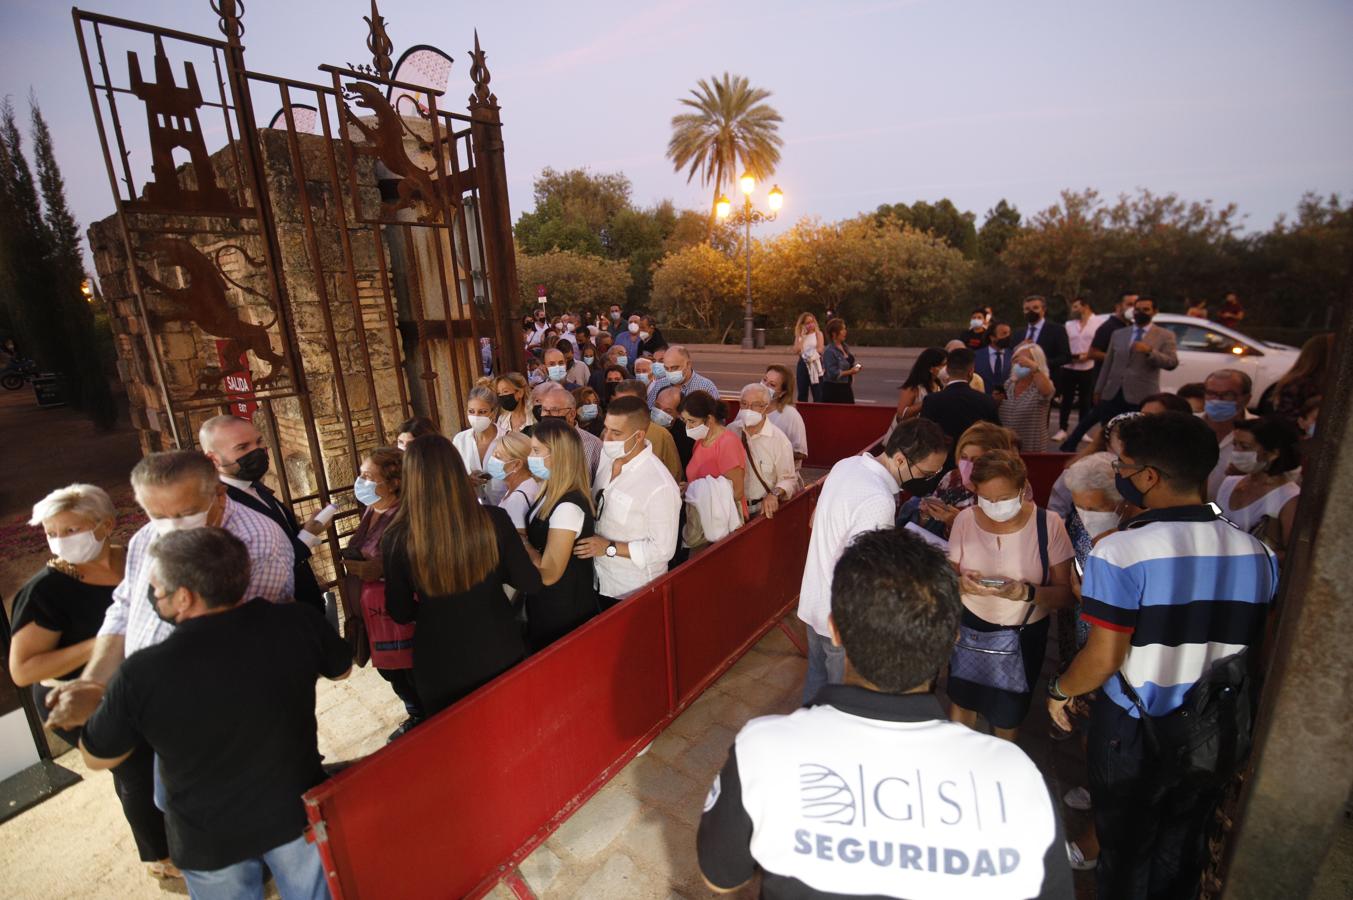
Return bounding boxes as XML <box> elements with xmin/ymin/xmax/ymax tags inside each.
<box><xmin>797</xmin><ymin>418</ymin><xmax>948</xmax><ymax>702</ymax></box>
<box><xmin>1055</xmin><ymin>296</ymin><xmax>1106</xmax><ymax>443</ymax></box>
<box><xmin>575</xmin><ymin>396</ymin><xmax>681</xmax><ymax>605</ymax></box>
<box><xmin>538</xmin><ymin>384</ymin><xmax>602</xmax><ymax>477</ymax></box>
<box><xmin>729</xmin><ymin>383</ymin><xmax>797</xmax><ymax>519</ymax></box>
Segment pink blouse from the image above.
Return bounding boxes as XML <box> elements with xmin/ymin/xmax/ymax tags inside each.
<box><xmin>686</xmin><ymin>428</ymin><xmax>748</xmax><ymax>515</ymax></box>
<box><xmin>948</xmin><ymin>505</ymin><xmax>1074</xmax><ymax>626</ymax></box>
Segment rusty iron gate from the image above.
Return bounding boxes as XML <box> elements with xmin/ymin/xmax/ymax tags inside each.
<box><xmin>73</xmin><ymin>0</ymin><xmax>523</xmax><ymax>587</ymax></box>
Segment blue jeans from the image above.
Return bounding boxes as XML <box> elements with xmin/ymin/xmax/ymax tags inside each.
<box><xmin>181</xmin><ymin>832</ymin><xmax>330</xmax><ymax>900</ymax></box>
<box><xmin>801</xmin><ymin>627</ymin><xmax>846</xmax><ymax>704</ymax></box>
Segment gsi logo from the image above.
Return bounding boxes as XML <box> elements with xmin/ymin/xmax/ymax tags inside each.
<box><xmin>799</xmin><ymin>764</ymin><xmax>856</xmax><ymax>825</ymax></box>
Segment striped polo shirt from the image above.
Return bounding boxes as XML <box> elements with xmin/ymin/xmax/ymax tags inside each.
<box><xmin>1080</xmin><ymin>504</ymin><xmax>1278</xmax><ymax>718</ymax></box>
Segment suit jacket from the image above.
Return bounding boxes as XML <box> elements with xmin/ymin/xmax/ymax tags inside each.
<box><xmin>920</xmin><ymin>381</ymin><xmax>1001</xmax><ymax>465</ymax></box>
<box><xmin>225</xmin><ymin>482</ymin><xmax>325</xmax><ymax>610</ymax></box>
<box><xmin>1094</xmin><ymin>324</ymin><xmax>1179</xmax><ymax>405</ymax></box>
<box><xmin>1020</xmin><ymin>319</ymin><xmax>1072</xmax><ymax>372</ymax></box>
<box><xmin>972</xmin><ymin>345</ymin><xmax>1011</xmax><ymax>397</ymax></box>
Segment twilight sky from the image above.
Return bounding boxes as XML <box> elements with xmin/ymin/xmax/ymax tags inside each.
<box><xmin>2</xmin><ymin>0</ymin><xmax>1350</xmax><ymax>266</ymax></box>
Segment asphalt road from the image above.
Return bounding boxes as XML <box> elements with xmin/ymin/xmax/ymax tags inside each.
<box><xmin>683</xmin><ymin>343</ymin><xmax>921</xmax><ymax>407</ymax></box>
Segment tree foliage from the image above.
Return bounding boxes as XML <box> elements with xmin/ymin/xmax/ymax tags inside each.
<box><xmin>514</xmin><ymin>249</ymin><xmax>631</xmax><ymax>314</ymax></box>
<box><xmin>666</xmin><ymin>73</ymin><xmax>784</xmax><ymax>237</ymax></box>
<box><xmin>874</xmin><ymin>198</ymin><xmax>979</xmax><ymax>259</ymax></box>
<box><xmin>650</xmin><ymin>243</ymin><xmax>743</xmax><ymax>330</ymax></box>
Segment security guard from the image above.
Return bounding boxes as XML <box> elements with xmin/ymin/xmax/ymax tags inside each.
<box><xmin>698</xmin><ymin>528</ymin><xmax>1072</xmax><ymax>899</ymax></box>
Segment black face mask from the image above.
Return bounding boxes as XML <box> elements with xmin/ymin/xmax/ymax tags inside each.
<box><xmin>531</xmin><ymin>404</ymin><xmax>543</xmax><ymax>422</ymax></box>
<box><xmin>993</xmin><ymin>336</ymin><xmax>1012</xmax><ymax>350</ymax></box>
<box><xmin>1025</xmin><ymin>310</ymin><xmax>1041</xmax><ymax>324</ymax></box>
<box><xmin>498</xmin><ymin>393</ymin><xmax>519</xmax><ymax>412</ymax></box>
<box><xmin>147</xmin><ymin>583</ymin><xmax>177</xmax><ymax>624</ymax></box>
<box><xmin>232</xmin><ymin>447</ymin><xmax>269</xmax><ymax>482</ymax></box>
<box><xmin>1133</xmin><ymin>310</ymin><xmax>1154</xmax><ymax>327</ymax></box>
<box><xmin>898</xmin><ymin>457</ymin><xmax>944</xmax><ymax>497</ymax></box>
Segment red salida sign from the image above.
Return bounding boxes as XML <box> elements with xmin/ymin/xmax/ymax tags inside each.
<box><xmin>215</xmin><ymin>340</ymin><xmax>258</xmax><ymax>419</ymax></box>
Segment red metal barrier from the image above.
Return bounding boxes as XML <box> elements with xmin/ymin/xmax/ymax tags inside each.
<box><xmin>796</xmin><ymin>402</ymin><xmax>896</xmax><ymax>469</ymax></box>
<box><xmin>1022</xmin><ymin>452</ymin><xmax>1073</xmax><ymax>506</ymax></box>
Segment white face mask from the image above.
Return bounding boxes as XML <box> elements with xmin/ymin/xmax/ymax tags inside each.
<box><xmin>685</xmin><ymin>423</ymin><xmax>710</xmax><ymax>441</ymax></box>
<box><xmin>602</xmin><ymin>433</ymin><xmax>637</xmax><ymax>459</ymax></box>
<box><xmin>151</xmin><ymin>508</ymin><xmax>210</xmax><ymax>536</ymax></box>
<box><xmin>739</xmin><ymin>409</ymin><xmax>764</xmax><ymax>428</ymax></box>
<box><xmin>1230</xmin><ymin>450</ymin><xmax>1267</xmax><ymax>474</ymax></box>
<box><xmin>468</xmin><ymin>414</ymin><xmax>492</xmax><ymax>434</ymax></box>
<box><xmin>628</xmin><ymin>322</ymin><xmax>640</xmax><ymax>334</ymax></box>
<box><xmin>1076</xmin><ymin>507</ymin><xmax>1121</xmax><ymax>538</ymax></box>
<box><xmin>977</xmin><ymin>495</ymin><xmax>1023</xmax><ymax>523</ymax></box>
<box><xmin>970</xmin><ymin>318</ymin><xmax>985</xmax><ymax>330</ymax></box>
<box><xmin>47</xmin><ymin>528</ymin><xmax>105</xmax><ymax>565</ymax></box>
<box><xmin>639</xmin><ymin>331</ymin><xmax>652</xmax><ymax>342</ymax></box>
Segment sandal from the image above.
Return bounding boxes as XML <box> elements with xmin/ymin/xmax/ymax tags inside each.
<box><xmin>147</xmin><ymin>860</ymin><xmax>183</xmax><ymax>879</ymax></box>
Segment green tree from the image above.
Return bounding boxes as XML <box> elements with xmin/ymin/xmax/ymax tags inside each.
<box><xmin>515</xmin><ymin>249</ymin><xmax>631</xmax><ymax>314</ymax></box>
<box><xmin>650</xmin><ymin>243</ymin><xmax>743</xmax><ymax>330</ymax></box>
<box><xmin>874</xmin><ymin>199</ymin><xmax>978</xmax><ymax>259</ymax></box>
<box><xmin>977</xmin><ymin>199</ymin><xmax>1023</xmax><ymax>261</ymax></box>
<box><xmin>513</xmin><ymin>167</ymin><xmax>633</xmax><ymax>256</ymax></box>
<box><xmin>666</xmin><ymin>73</ymin><xmax>783</xmax><ymax>239</ymax></box>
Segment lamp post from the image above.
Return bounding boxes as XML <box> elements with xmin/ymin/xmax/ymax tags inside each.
<box><xmin>717</xmin><ymin>174</ymin><xmax>783</xmax><ymax>350</ymax></box>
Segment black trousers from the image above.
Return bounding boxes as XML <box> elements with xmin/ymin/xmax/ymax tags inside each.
<box><xmin>1056</xmin><ymin>367</ymin><xmax>1097</xmax><ymax>430</ymax></box>
<box><xmin>1060</xmin><ymin>390</ymin><xmax>1139</xmax><ymax>451</ymax></box>
<box><xmin>821</xmin><ymin>381</ymin><xmax>854</xmax><ymax>404</ymax></box>
<box><xmin>110</xmin><ymin>742</ymin><xmax>170</xmax><ymax>862</ymax></box>
<box><xmin>1088</xmin><ymin>697</ymin><xmax>1226</xmax><ymax>900</ymax></box>
<box><xmin>378</xmin><ymin>667</ymin><xmax>422</xmax><ymax>719</ymax></box>
<box><xmin>795</xmin><ymin>358</ymin><xmax>823</xmax><ymax>403</ymax></box>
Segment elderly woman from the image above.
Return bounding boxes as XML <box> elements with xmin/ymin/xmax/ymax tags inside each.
<box><xmin>913</xmin><ymin>421</ymin><xmax>1025</xmax><ymax>538</ymax></box>
<box><xmin>12</xmin><ymin>484</ymin><xmax>173</xmax><ymax>878</ymax></box>
<box><xmin>730</xmin><ymin>383</ymin><xmax>798</xmax><ymax>519</ymax></box>
<box><xmin>1059</xmin><ymin>452</ymin><xmax>1127</xmax><ymax>660</ymax></box>
<box><xmin>489</xmin><ymin>431</ymin><xmax>541</xmax><ymax>537</ymax></box>
<box><xmin>947</xmin><ymin>451</ymin><xmax>1075</xmax><ymax>741</ymax></box>
<box><xmin>999</xmin><ymin>341</ymin><xmax>1056</xmax><ymax>451</ymax></box>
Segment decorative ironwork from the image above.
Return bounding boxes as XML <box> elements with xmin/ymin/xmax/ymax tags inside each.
<box><xmin>468</xmin><ymin>30</ymin><xmax>496</xmax><ymax>109</ymax></box>
<box><xmin>210</xmin><ymin>0</ymin><xmax>245</xmax><ymax>42</ymax></box>
<box><xmin>363</xmin><ymin>0</ymin><xmax>394</xmax><ymax>79</ymax></box>
<box><xmin>341</xmin><ymin>81</ymin><xmax>451</xmax><ymax>222</ymax></box>
<box><xmin>134</xmin><ymin>237</ymin><xmax>286</xmax><ymax>387</ymax></box>
<box><xmin>127</xmin><ymin>36</ymin><xmax>246</xmax><ymax>215</ymax></box>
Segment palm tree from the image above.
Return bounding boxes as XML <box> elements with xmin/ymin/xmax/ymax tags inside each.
<box><xmin>667</xmin><ymin>73</ymin><xmax>783</xmax><ymax>240</ymax></box>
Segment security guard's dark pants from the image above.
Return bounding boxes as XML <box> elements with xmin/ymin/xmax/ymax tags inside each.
<box><xmin>1088</xmin><ymin>696</ymin><xmax>1226</xmax><ymax>900</ymax></box>
<box><xmin>1060</xmin><ymin>390</ymin><xmax>1139</xmax><ymax>451</ymax></box>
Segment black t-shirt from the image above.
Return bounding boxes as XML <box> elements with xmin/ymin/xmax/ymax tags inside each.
<box><xmin>961</xmin><ymin>327</ymin><xmax>987</xmax><ymax>350</ymax></box>
<box><xmin>11</xmin><ymin>567</ymin><xmax>115</xmax><ymax>680</ymax></box>
<box><xmin>82</xmin><ymin>599</ymin><xmax>352</xmax><ymax>871</ymax></box>
<box><xmin>1090</xmin><ymin>314</ymin><xmax>1128</xmax><ymax>353</ymax></box>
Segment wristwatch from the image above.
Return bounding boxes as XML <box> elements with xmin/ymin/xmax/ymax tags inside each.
<box><xmin>1024</xmin><ymin>582</ymin><xmax>1037</xmax><ymax>604</ymax></box>
<box><xmin>605</xmin><ymin>542</ymin><xmax>618</xmax><ymax>558</ymax></box>
<box><xmin>1047</xmin><ymin>677</ymin><xmax>1070</xmax><ymax>702</ymax></box>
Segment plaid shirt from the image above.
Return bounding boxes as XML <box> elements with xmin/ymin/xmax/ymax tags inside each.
<box><xmin>645</xmin><ymin>370</ymin><xmax>721</xmax><ymax>408</ymax></box>
<box><xmin>97</xmin><ymin>498</ymin><xmax>296</xmax><ymax>657</ymax></box>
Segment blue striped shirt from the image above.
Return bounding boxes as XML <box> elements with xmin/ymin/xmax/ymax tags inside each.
<box><xmin>1081</xmin><ymin>508</ymin><xmax>1277</xmax><ymax>717</ymax></box>
<box><xmin>646</xmin><ymin>370</ymin><xmax>721</xmax><ymax>408</ymax></box>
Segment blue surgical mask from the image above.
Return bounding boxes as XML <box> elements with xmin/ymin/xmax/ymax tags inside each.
<box><xmin>583</xmin><ymin>355</ymin><xmax>595</xmax><ymax>367</ymax></box>
<box><xmin>651</xmin><ymin>408</ymin><xmax>673</xmax><ymax>428</ymax></box>
<box><xmin>579</xmin><ymin>403</ymin><xmax>599</xmax><ymax>422</ymax></box>
<box><xmin>667</xmin><ymin>368</ymin><xmax>685</xmax><ymax>386</ymax></box>
<box><xmin>353</xmin><ymin>476</ymin><xmax>381</xmax><ymax>506</ymax></box>
<box><xmin>1205</xmin><ymin>399</ymin><xmax>1238</xmax><ymax>421</ymax></box>
<box><xmin>527</xmin><ymin>456</ymin><xmax>550</xmax><ymax>479</ymax></box>
<box><xmin>637</xmin><ymin>372</ymin><xmax>650</xmax><ymax>385</ymax></box>
<box><xmin>485</xmin><ymin>456</ymin><xmax>509</xmax><ymax>481</ymax></box>
<box><xmin>616</xmin><ymin>354</ymin><xmax>629</xmax><ymax>369</ymax></box>
<box><xmin>1013</xmin><ymin>363</ymin><xmax>1033</xmax><ymax>380</ymax></box>
<box><xmin>651</xmin><ymin>362</ymin><xmax>667</xmax><ymax>380</ymax></box>
<box><xmin>548</xmin><ymin>365</ymin><xmax>566</xmax><ymax>382</ymax></box>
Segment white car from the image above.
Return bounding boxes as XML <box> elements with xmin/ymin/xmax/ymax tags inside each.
<box><xmin>1149</xmin><ymin>313</ymin><xmax>1298</xmax><ymax>410</ymax></box>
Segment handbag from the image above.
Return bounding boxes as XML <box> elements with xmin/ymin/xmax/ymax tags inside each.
<box><xmin>359</xmin><ymin>581</ymin><xmax>416</xmax><ymax>670</ymax></box>
<box><xmin>948</xmin><ymin>508</ymin><xmax>1049</xmax><ymax>694</ymax></box>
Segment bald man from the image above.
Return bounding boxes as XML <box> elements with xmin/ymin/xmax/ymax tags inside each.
<box><xmin>198</xmin><ymin>414</ymin><xmax>325</xmax><ymax>612</ymax></box>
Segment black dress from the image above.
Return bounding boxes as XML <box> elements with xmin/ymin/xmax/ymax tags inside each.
<box><xmin>382</xmin><ymin>506</ymin><xmax>543</xmax><ymax>716</ymax></box>
<box><xmin>524</xmin><ymin>489</ymin><xmax>598</xmax><ymax>651</ymax></box>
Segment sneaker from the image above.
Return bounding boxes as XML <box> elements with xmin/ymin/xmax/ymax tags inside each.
<box><xmin>1052</xmin><ymin>429</ymin><xmax>1068</xmax><ymax>443</ymax></box>
<box><xmin>1066</xmin><ymin>840</ymin><xmax>1098</xmax><ymax>871</ymax></box>
<box><xmin>387</xmin><ymin>717</ymin><xmax>420</xmax><ymax>742</ymax></box>
<box><xmin>1063</xmin><ymin>786</ymin><xmax>1092</xmax><ymax>811</ymax></box>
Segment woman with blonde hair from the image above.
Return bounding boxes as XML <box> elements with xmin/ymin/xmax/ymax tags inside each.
<box><xmin>999</xmin><ymin>341</ymin><xmax>1055</xmax><ymax>451</ymax></box>
<box><xmin>494</xmin><ymin>372</ymin><xmax>537</xmax><ymax>436</ymax></box>
<box><xmin>452</xmin><ymin>383</ymin><xmax>503</xmax><ymax>503</ymax></box>
<box><xmin>383</xmin><ymin>434</ymin><xmax>542</xmax><ymax>715</ymax></box>
<box><xmin>791</xmin><ymin>312</ymin><xmax>824</xmax><ymax>402</ymax></box>
<box><xmin>911</xmin><ymin>421</ymin><xmax>1026</xmax><ymax>537</ymax></box>
<box><xmin>523</xmin><ymin>418</ymin><xmax>598</xmax><ymax>650</ymax></box>
<box><xmin>13</xmin><ymin>484</ymin><xmax>173</xmax><ymax>878</ymax></box>
<box><xmin>489</xmin><ymin>430</ymin><xmax>540</xmax><ymax>537</ymax></box>
<box><xmin>762</xmin><ymin>364</ymin><xmax>807</xmax><ymax>463</ymax></box>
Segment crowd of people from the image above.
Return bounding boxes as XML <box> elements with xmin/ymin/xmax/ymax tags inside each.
<box><xmin>6</xmin><ymin>296</ymin><xmax>1331</xmax><ymax>898</ymax></box>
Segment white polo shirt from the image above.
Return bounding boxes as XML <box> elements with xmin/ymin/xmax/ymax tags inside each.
<box><xmin>797</xmin><ymin>454</ymin><xmax>899</xmax><ymax>638</ymax></box>
<box><xmin>697</xmin><ymin>686</ymin><xmax>1070</xmax><ymax>899</ymax></box>
<box><xmin>592</xmin><ymin>444</ymin><xmax>681</xmax><ymax>599</ymax></box>
<box><xmin>1065</xmin><ymin>314</ymin><xmax>1105</xmax><ymax>371</ymax></box>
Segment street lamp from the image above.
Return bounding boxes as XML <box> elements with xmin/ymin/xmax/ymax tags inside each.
<box><xmin>717</xmin><ymin>172</ymin><xmax>784</xmax><ymax>350</ymax></box>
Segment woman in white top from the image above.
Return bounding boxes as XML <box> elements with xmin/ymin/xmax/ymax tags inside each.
<box><xmin>762</xmin><ymin>364</ymin><xmax>808</xmax><ymax>465</ymax></box>
<box><xmin>791</xmin><ymin>312</ymin><xmax>824</xmax><ymax>403</ymax></box>
<box><xmin>494</xmin><ymin>372</ymin><xmax>537</xmax><ymax>435</ymax></box>
<box><xmin>1217</xmin><ymin>416</ymin><xmax>1302</xmax><ymax>563</ymax></box>
<box><xmin>452</xmin><ymin>385</ymin><xmax>504</xmax><ymax>504</ymax></box>
<box><xmin>488</xmin><ymin>431</ymin><xmax>540</xmax><ymax>536</ymax></box>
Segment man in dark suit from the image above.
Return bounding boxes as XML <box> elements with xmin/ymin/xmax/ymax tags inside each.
<box><xmin>920</xmin><ymin>347</ymin><xmax>1000</xmax><ymax>467</ymax></box>
<box><xmin>1020</xmin><ymin>295</ymin><xmax>1071</xmax><ymax>373</ymax></box>
<box><xmin>199</xmin><ymin>414</ymin><xmax>326</xmax><ymax>613</ymax></box>
<box><xmin>971</xmin><ymin>321</ymin><xmax>1014</xmax><ymax>398</ymax></box>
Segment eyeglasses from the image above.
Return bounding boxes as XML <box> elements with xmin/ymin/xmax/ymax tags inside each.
<box><xmin>541</xmin><ymin>407</ymin><xmax>571</xmax><ymax>416</ymax></box>
<box><xmin>1110</xmin><ymin>458</ymin><xmax>1148</xmax><ymax>477</ymax></box>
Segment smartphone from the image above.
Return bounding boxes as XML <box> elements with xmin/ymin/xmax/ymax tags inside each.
<box><xmin>1074</xmin><ymin>558</ymin><xmax>1084</xmax><ymax>577</ymax></box>
<box><xmin>977</xmin><ymin>577</ymin><xmax>1010</xmax><ymax>588</ymax></box>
